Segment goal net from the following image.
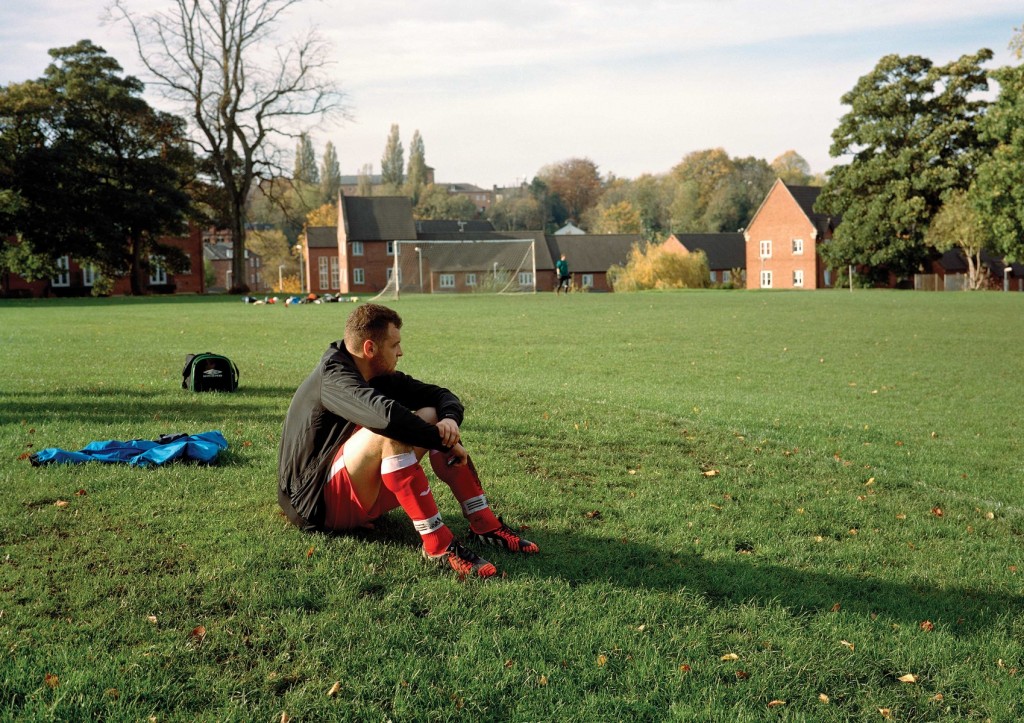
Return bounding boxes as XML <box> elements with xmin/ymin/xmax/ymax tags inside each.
<box><xmin>370</xmin><ymin>238</ymin><xmax>536</xmax><ymax>300</ymax></box>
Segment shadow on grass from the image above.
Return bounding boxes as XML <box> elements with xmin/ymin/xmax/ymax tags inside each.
<box><xmin>0</xmin><ymin>386</ymin><xmax>297</xmax><ymax>427</ymax></box>
<box><xmin>323</xmin><ymin>517</ymin><xmax>1019</xmax><ymax>635</ymax></box>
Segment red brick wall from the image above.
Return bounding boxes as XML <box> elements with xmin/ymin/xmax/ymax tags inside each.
<box><xmin>745</xmin><ymin>185</ymin><xmax>825</xmax><ymax>290</ymax></box>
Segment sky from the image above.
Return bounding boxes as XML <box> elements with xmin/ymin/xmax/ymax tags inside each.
<box><xmin>1</xmin><ymin>1</ymin><xmax>1021</xmax><ymax>189</ymax></box>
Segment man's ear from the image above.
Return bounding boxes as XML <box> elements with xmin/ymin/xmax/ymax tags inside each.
<box><xmin>362</xmin><ymin>338</ymin><xmax>376</xmax><ymax>358</ymax></box>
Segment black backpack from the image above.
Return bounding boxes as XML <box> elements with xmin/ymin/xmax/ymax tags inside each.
<box><xmin>182</xmin><ymin>352</ymin><xmax>239</xmax><ymax>392</ymax></box>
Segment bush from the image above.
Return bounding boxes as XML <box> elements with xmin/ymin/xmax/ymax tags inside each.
<box><xmin>608</xmin><ymin>242</ymin><xmax>709</xmax><ymax>291</ymax></box>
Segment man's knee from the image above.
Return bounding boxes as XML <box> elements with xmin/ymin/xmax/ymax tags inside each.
<box><xmin>415</xmin><ymin>407</ymin><xmax>439</xmax><ymax>425</ymax></box>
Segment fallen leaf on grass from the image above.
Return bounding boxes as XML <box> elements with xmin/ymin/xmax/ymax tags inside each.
<box><xmin>931</xmin><ymin>506</ymin><xmax>944</xmax><ymax>518</ymax></box>
<box><xmin>919</xmin><ymin>620</ymin><xmax>934</xmax><ymax>632</ymax></box>
<box><xmin>105</xmin><ymin>688</ymin><xmax>119</xmax><ymax>700</ymax></box>
<box><xmin>831</xmin><ymin>603</ymin><xmax>842</xmax><ymax>612</ymax></box>
<box><xmin>897</xmin><ymin>673</ymin><xmax>918</xmax><ymax>683</ymax></box>
<box><xmin>74</xmin><ymin>489</ymin><xmax>87</xmax><ymax>496</ymax></box>
<box><xmin>54</xmin><ymin>500</ymin><xmax>69</xmax><ymax>508</ymax></box>
<box><xmin>679</xmin><ymin>664</ymin><xmax>692</xmax><ymax>673</ymax></box>
<box><xmin>538</xmin><ymin>675</ymin><xmax>548</xmax><ymax>686</ymax></box>
<box><xmin>839</xmin><ymin>640</ymin><xmax>855</xmax><ymax>651</ymax></box>
<box><xmin>818</xmin><ymin>694</ymin><xmax>830</xmax><ymax>704</ymax></box>
<box><xmin>879</xmin><ymin>708</ymin><xmax>892</xmax><ymax>719</ymax></box>
<box><xmin>147</xmin><ymin>615</ymin><xmax>158</xmax><ymax>624</ymax></box>
<box><xmin>306</xmin><ymin>546</ymin><xmax>315</xmax><ymax>558</ymax></box>
<box><xmin>584</xmin><ymin>510</ymin><xmax>602</xmax><ymax>519</ymax></box>
<box><xmin>327</xmin><ymin>681</ymin><xmax>341</xmax><ymax>697</ymax></box>
<box><xmin>44</xmin><ymin>673</ymin><xmax>58</xmax><ymax>688</ymax></box>
<box><xmin>280</xmin><ymin>712</ymin><xmax>290</xmax><ymax>723</ymax></box>
<box><xmin>702</xmin><ymin>469</ymin><xmax>718</xmax><ymax>477</ymax></box>
<box><xmin>895</xmin><ymin>513</ymin><xmax>907</xmax><ymax>520</ymax></box>
<box><xmin>597</xmin><ymin>654</ymin><xmax>608</xmax><ymax>666</ymax></box>
<box><xmin>930</xmin><ymin>693</ymin><xmax>944</xmax><ymax>702</ymax></box>
<box><xmin>768</xmin><ymin>700</ymin><xmax>786</xmax><ymax>708</ymax></box>
<box><xmin>735</xmin><ymin>670</ymin><xmax>750</xmax><ymax>680</ymax></box>
<box><xmin>189</xmin><ymin>625</ymin><xmax>207</xmax><ymax>644</ymax></box>
<box><xmin>720</xmin><ymin>653</ymin><xmax>739</xmax><ymax>661</ymax></box>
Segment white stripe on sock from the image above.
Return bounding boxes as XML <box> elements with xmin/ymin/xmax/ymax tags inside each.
<box><xmin>460</xmin><ymin>494</ymin><xmax>488</xmax><ymax>516</ymax></box>
<box><xmin>413</xmin><ymin>513</ymin><xmax>444</xmax><ymax>535</ymax></box>
<box><xmin>382</xmin><ymin>451</ymin><xmax>418</xmax><ymax>474</ymax></box>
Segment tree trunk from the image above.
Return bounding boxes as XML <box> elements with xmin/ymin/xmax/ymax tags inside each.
<box><xmin>129</xmin><ymin>233</ymin><xmax>145</xmax><ymax>295</ymax></box>
<box><xmin>229</xmin><ymin>196</ymin><xmax>249</xmax><ymax>294</ymax></box>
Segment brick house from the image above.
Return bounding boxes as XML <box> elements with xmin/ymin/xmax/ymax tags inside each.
<box><xmin>2</xmin><ymin>226</ymin><xmax>206</xmax><ymax>297</ymax></box>
<box><xmin>544</xmin><ymin>234</ymin><xmax>641</xmax><ymax>292</ymax></box>
<box><xmin>303</xmin><ymin>226</ymin><xmax>342</xmax><ymax>295</ymax></box>
<box><xmin>337</xmin><ymin>195</ymin><xmax>417</xmax><ymax>295</ymax></box>
<box><xmin>744</xmin><ymin>180</ymin><xmax>836</xmax><ymax>290</ymax></box>
<box><xmin>663</xmin><ymin>233</ymin><xmax>746</xmax><ymax>286</ymax></box>
<box><xmin>202</xmin><ymin>241</ymin><xmax>267</xmax><ymax>292</ymax></box>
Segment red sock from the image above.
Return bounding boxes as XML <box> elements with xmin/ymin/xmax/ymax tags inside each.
<box><xmin>429</xmin><ymin>451</ymin><xmax>500</xmax><ymax>534</ymax></box>
<box><xmin>381</xmin><ymin>452</ymin><xmax>453</xmax><ymax>556</ymax></box>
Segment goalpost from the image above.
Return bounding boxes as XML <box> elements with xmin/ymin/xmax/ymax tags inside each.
<box><xmin>370</xmin><ymin>238</ymin><xmax>537</xmax><ymax>301</ymax></box>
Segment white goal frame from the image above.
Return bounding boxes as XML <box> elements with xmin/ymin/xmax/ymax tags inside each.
<box><xmin>371</xmin><ymin>238</ymin><xmax>537</xmax><ymax>300</ymax></box>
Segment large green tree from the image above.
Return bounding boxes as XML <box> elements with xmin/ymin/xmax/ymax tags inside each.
<box><xmin>293</xmin><ymin>133</ymin><xmax>319</xmax><ymax>184</ymax></box>
<box><xmin>972</xmin><ymin>62</ymin><xmax>1024</xmax><ymax>262</ymax></box>
<box><xmin>381</xmin><ymin>124</ymin><xmax>404</xmax><ymax>190</ymax></box>
<box><xmin>113</xmin><ymin>0</ymin><xmax>347</xmax><ymax>292</ymax></box>
<box><xmin>668</xmin><ymin>149</ymin><xmax>775</xmax><ymax>233</ymax></box>
<box><xmin>319</xmin><ymin>140</ymin><xmax>341</xmax><ymax>204</ymax></box>
<box><xmin>0</xmin><ymin>40</ymin><xmax>195</xmax><ymax>294</ymax></box>
<box><xmin>816</xmin><ymin>50</ymin><xmax>993</xmax><ymax>277</ymax></box>
<box><xmin>405</xmin><ymin>129</ymin><xmax>428</xmax><ymax>202</ymax></box>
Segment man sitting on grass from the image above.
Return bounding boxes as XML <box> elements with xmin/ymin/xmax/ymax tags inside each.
<box><xmin>278</xmin><ymin>303</ymin><xmax>538</xmax><ymax>578</ymax></box>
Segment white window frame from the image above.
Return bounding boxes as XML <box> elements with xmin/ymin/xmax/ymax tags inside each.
<box><xmin>149</xmin><ymin>256</ymin><xmax>167</xmax><ymax>285</ymax></box>
<box><xmin>329</xmin><ymin>256</ymin><xmax>340</xmax><ymax>290</ymax></box>
<box><xmin>351</xmin><ymin>241</ymin><xmax>364</xmax><ymax>256</ymax></box>
<box><xmin>82</xmin><ymin>265</ymin><xmax>96</xmax><ymax>287</ymax></box>
<box><xmin>386</xmin><ymin>241</ymin><xmax>395</xmax><ymax>256</ymax></box>
<box><xmin>792</xmin><ymin>238</ymin><xmax>804</xmax><ymax>255</ymax></box>
<box><xmin>722</xmin><ymin>270</ymin><xmax>731</xmax><ymax>283</ymax></box>
<box><xmin>760</xmin><ymin>270</ymin><xmax>773</xmax><ymax>289</ymax></box>
<box><xmin>52</xmin><ymin>255</ymin><xmax>70</xmax><ymax>287</ymax></box>
<box><xmin>581</xmin><ymin>273</ymin><xmax>594</xmax><ymax>288</ymax></box>
<box><xmin>439</xmin><ymin>273</ymin><xmax>455</xmax><ymax>289</ymax></box>
<box><xmin>793</xmin><ymin>269</ymin><xmax>804</xmax><ymax>287</ymax></box>
<box><xmin>759</xmin><ymin>240</ymin><xmax>772</xmax><ymax>259</ymax></box>
<box><xmin>518</xmin><ymin>271</ymin><xmax>534</xmax><ymax>287</ymax></box>
<box><xmin>465</xmin><ymin>273</ymin><xmax>477</xmax><ymax>287</ymax></box>
<box><xmin>318</xmin><ymin>256</ymin><xmax>329</xmax><ymax>289</ymax></box>
<box><xmin>352</xmin><ymin>267</ymin><xmax>365</xmax><ymax>285</ymax></box>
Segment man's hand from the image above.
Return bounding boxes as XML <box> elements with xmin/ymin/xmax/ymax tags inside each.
<box><xmin>446</xmin><ymin>442</ymin><xmax>469</xmax><ymax>467</ymax></box>
<box><xmin>436</xmin><ymin>417</ymin><xmax>461</xmax><ymax>448</ymax></box>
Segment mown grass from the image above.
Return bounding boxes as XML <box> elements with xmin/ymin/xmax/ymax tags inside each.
<box><xmin>1</xmin><ymin>290</ymin><xmax>1022</xmax><ymax>722</ymax></box>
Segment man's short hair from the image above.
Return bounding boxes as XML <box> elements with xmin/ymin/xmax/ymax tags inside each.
<box><xmin>345</xmin><ymin>303</ymin><xmax>402</xmax><ymax>350</ymax></box>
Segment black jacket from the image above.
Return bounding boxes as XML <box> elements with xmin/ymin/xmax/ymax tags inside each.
<box><xmin>277</xmin><ymin>341</ymin><xmax>463</xmax><ymax>530</ymax></box>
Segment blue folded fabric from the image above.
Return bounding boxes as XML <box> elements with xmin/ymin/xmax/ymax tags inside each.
<box><xmin>30</xmin><ymin>431</ymin><xmax>229</xmax><ymax>467</ymax></box>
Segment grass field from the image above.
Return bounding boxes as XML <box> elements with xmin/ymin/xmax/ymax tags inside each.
<box><xmin>1</xmin><ymin>290</ymin><xmax>1022</xmax><ymax>721</ymax></box>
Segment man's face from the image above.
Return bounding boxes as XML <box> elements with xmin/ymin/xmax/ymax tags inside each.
<box><xmin>369</xmin><ymin>323</ymin><xmax>403</xmax><ymax>377</ymax></box>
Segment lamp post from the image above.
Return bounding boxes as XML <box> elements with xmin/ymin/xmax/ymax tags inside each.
<box><xmin>278</xmin><ymin>264</ymin><xmax>285</xmax><ymax>291</ymax></box>
<box><xmin>415</xmin><ymin>246</ymin><xmax>423</xmax><ymax>291</ymax></box>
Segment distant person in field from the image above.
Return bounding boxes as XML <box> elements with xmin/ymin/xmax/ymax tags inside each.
<box><xmin>555</xmin><ymin>254</ymin><xmax>570</xmax><ymax>294</ymax></box>
<box><xmin>278</xmin><ymin>303</ymin><xmax>538</xmax><ymax>578</ymax></box>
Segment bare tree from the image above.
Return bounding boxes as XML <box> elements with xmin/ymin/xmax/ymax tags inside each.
<box><xmin>110</xmin><ymin>0</ymin><xmax>348</xmax><ymax>292</ymax></box>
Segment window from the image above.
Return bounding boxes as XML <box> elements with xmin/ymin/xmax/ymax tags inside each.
<box><xmin>329</xmin><ymin>257</ymin><xmax>340</xmax><ymax>290</ymax></box>
<box><xmin>466</xmin><ymin>273</ymin><xmax>477</xmax><ymax>287</ymax></box>
<box><xmin>82</xmin><ymin>264</ymin><xmax>96</xmax><ymax>287</ymax></box>
<box><xmin>149</xmin><ymin>256</ymin><xmax>167</xmax><ymax>285</ymax></box>
<box><xmin>386</xmin><ymin>241</ymin><xmax>395</xmax><ymax>256</ymax></box>
<box><xmin>581</xmin><ymin>273</ymin><xmax>594</xmax><ymax>288</ymax></box>
<box><xmin>759</xmin><ymin>240</ymin><xmax>772</xmax><ymax>259</ymax></box>
<box><xmin>793</xmin><ymin>269</ymin><xmax>804</xmax><ymax>287</ymax></box>
<box><xmin>760</xmin><ymin>270</ymin><xmax>773</xmax><ymax>288</ymax></box>
<box><xmin>519</xmin><ymin>271</ymin><xmax>534</xmax><ymax>287</ymax></box>
<box><xmin>386</xmin><ymin>267</ymin><xmax>403</xmax><ymax>283</ymax></box>
<box><xmin>722</xmin><ymin>270</ymin><xmax>731</xmax><ymax>283</ymax></box>
<box><xmin>352</xmin><ymin>268</ymin><xmax>365</xmax><ymax>285</ymax></box>
<box><xmin>439</xmin><ymin>274</ymin><xmax>455</xmax><ymax>289</ymax></box>
<box><xmin>52</xmin><ymin>256</ymin><xmax>70</xmax><ymax>287</ymax></box>
<box><xmin>351</xmin><ymin>241</ymin><xmax>364</xmax><ymax>256</ymax></box>
<box><xmin>318</xmin><ymin>257</ymin><xmax>329</xmax><ymax>289</ymax></box>
<box><xmin>792</xmin><ymin>238</ymin><xmax>804</xmax><ymax>255</ymax></box>
<box><xmin>709</xmin><ymin>270</ymin><xmax>718</xmax><ymax>283</ymax></box>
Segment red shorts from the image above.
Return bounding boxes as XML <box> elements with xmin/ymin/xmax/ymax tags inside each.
<box><xmin>322</xmin><ymin>438</ymin><xmax>399</xmax><ymax>530</ymax></box>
